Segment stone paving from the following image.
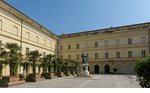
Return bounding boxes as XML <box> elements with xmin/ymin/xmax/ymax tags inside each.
<box><xmin>10</xmin><ymin>75</ymin><xmax>141</xmax><ymax>88</ymax></box>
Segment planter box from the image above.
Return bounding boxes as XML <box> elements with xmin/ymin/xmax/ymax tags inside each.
<box><xmin>0</xmin><ymin>79</ymin><xmax>8</xmax><ymax>88</ymax></box>
<box><xmin>0</xmin><ymin>83</ymin><xmax>8</xmax><ymax>88</ymax></box>
<box><xmin>25</xmin><ymin>74</ymin><xmax>36</xmax><ymax>82</ymax></box>
<box><xmin>10</xmin><ymin>76</ymin><xmax>19</xmax><ymax>82</ymax></box>
<box><xmin>2</xmin><ymin>76</ymin><xmax>10</xmax><ymax>82</ymax></box>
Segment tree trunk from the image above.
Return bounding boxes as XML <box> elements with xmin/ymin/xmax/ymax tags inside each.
<box><xmin>48</xmin><ymin>64</ymin><xmax>52</xmax><ymax>78</ymax></box>
<box><xmin>9</xmin><ymin>61</ymin><xmax>13</xmax><ymax>76</ymax></box>
<box><xmin>33</xmin><ymin>61</ymin><xmax>36</xmax><ymax>75</ymax></box>
<box><xmin>54</xmin><ymin>65</ymin><xmax>57</xmax><ymax>76</ymax></box>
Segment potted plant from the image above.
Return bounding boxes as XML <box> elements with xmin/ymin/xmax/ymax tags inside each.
<box><xmin>0</xmin><ymin>79</ymin><xmax>8</xmax><ymax>88</ymax></box>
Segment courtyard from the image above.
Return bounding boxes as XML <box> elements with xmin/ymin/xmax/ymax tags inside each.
<box><xmin>10</xmin><ymin>75</ymin><xmax>141</xmax><ymax>88</ymax></box>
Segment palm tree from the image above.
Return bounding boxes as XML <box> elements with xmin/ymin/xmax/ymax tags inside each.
<box><xmin>64</xmin><ymin>59</ymin><xmax>69</xmax><ymax>76</ymax></box>
<box><xmin>21</xmin><ymin>62</ymin><xmax>31</xmax><ymax>78</ymax></box>
<box><xmin>52</xmin><ymin>55</ymin><xmax>57</xmax><ymax>76</ymax></box>
<box><xmin>40</xmin><ymin>59</ymin><xmax>48</xmax><ymax>74</ymax></box>
<box><xmin>5</xmin><ymin>43</ymin><xmax>21</xmax><ymax>76</ymax></box>
<box><xmin>69</xmin><ymin>60</ymin><xmax>76</xmax><ymax>75</ymax></box>
<box><xmin>26</xmin><ymin>50</ymin><xmax>41</xmax><ymax>76</ymax></box>
<box><xmin>56</xmin><ymin>57</ymin><xmax>64</xmax><ymax>77</ymax></box>
<box><xmin>41</xmin><ymin>54</ymin><xmax>54</xmax><ymax>78</ymax></box>
<box><xmin>0</xmin><ymin>49</ymin><xmax>8</xmax><ymax>78</ymax></box>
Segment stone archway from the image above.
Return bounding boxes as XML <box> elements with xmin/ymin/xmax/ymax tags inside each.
<box><xmin>114</xmin><ymin>64</ymin><xmax>122</xmax><ymax>74</ymax></box>
<box><xmin>127</xmin><ymin>64</ymin><xmax>134</xmax><ymax>74</ymax></box>
<box><xmin>94</xmin><ymin>65</ymin><xmax>99</xmax><ymax>74</ymax></box>
<box><xmin>104</xmin><ymin>65</ymin><xmax>110</xmax><ymax>74</ymax></box>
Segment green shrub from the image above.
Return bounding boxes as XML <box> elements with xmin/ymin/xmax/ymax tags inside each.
<box><xmin>0</xmin><ymin>79</ymin><xmax>7</xmax><ymax>84</ymax></box>
<box><xmin>25</xmin><ymin>74</ymin><xmax>36</xmax><ymax>82</ymax></box>
<box><xmin>0</xmin><ymin>79</ymin><xmax>8</xmax><ymax>87</ymax></box>
<box><xmin>19</xmin><ymin>74</ymin><xmax>24</xmax><ymax>81</ymax></box>
<box><xmin>134</xmin><ymin>57</ymin><xmax>150</xmax><ymax>88</ymax></box>
<box><xmin>41</xmin><ymin>73</ymin><xmax>51</xmax><ymax>79</ymax></box>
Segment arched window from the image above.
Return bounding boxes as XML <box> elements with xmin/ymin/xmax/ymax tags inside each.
<box><xmin>49</xmin><ymin>42</ymin><xmax>52</xmax><ymax>48</ymax></box>
<box><xmin>43</xmin><ymin>39</ymin><xmax>46</xmax><ymax>45</ymax></box>
<box><xmin>26</xmin><ymin>32</ymin><xmax>30</xmax><ymax>39</ymax></box>
<box><xmin>13</xmin><ymin>26</ymin><xmax>18</xmax><ymax>35</ymax></box>
<box><xmin>36</xmin><ymin>36</ymin><xmax>39</xmax><ymax>43</ymax></box>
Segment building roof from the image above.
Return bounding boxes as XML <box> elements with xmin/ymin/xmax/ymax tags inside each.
<box><xmin>59</xmin><ymin>22</ymin><xmax>150</xmax><ymax>38</ymax></box>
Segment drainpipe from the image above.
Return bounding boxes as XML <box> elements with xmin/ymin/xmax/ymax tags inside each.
<box><xmin>19</xmin><ymin>19</ymin><xmax>23</xmax><ymax>75</ymax></box>
<box><xmin>20</xmin><ymin>20</ymin><xmax>23</xmax><ymax>52</ymax></box>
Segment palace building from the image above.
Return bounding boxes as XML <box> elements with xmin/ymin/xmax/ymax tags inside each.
<box><xmin>58</xmin><ymin>23</ymin><xmax>150</xmax><ymax>74</ymax></box>
<box><xmin>0</xmin><ymin>1</ymin><xmax>150</xmax><ymax>76</ymax></box>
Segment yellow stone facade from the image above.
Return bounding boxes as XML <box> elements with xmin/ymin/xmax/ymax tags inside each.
<box><xmin>0</xmin><ymin>1</ymin><xmax>57</xmax><ymax>76</ymax></box>
<box><xmin>58</xmin><ymin>23</ymin><xmax>150</xmax><ymax>74</ymax></box>
<box><xmin>0</xmin><ymin>1</ymin><xmax>150</xmax><ymax>76</ymax></box>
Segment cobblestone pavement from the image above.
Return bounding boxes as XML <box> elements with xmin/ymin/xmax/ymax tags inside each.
<box><xmin>10</xmin><ymin>75</ymin><xmax>141</xmax><ymax>88</ymax></box>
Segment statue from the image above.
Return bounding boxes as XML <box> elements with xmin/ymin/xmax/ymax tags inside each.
<box><xmin>81</xmin><ymin>52</ymin><xmax>88</xmax><ymax>64</ymax></box>
<box><xmin>79</xmin><ymin>52</ymin><xmax>90</xmax><ymax>76</ymax></box>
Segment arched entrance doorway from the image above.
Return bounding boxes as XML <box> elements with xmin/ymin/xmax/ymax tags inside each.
<box><xmin>94</xmin><ymin>65</ymin><xmax>99</xmax><ymax>74</ymax></box>
<box><xmin>114</xmin><ymin>64</ymin><xmax>123</xmax><ymax>74</ymax></box>
<box><xmin>105</xmin><ymin>65</ymin><xmax>110</xmax><ymax>74</ymax></box>
<box><xmin>127</xmin><ymin>64</ymin><xmax>134</xmax><ymax>74</ymax></box>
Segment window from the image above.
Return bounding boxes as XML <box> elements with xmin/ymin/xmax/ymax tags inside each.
<box><xmin>116</xmin><ymin>52</ymin><xmax>120</xmax><ymax>58</ymax></box>
<box><xmin>105</xmin><ymin>52</ymin><xmax>109</xmax><ymax>59</ymax></box>
<box><xmin>141</xmin><ymin>37</ymin><xmax>146</xmax><ymax>44</ymax></box>
<box><xmin>60</xmin><ymin>45</ymin><xmax>63</xmax><ymax>50</ymax></box>
<box><xmin>36</xmin><ymin>36</ymin><xmax>39</xmax><ymax>43</ymax></box>
<box><xmin>128</xmin><ymin>51</ymin><xmax>132</xmax><ymax>58</ymax></box>
<box><xmin>116</xmin><ymin>39</ymin><xmax>120</xmax><ymax>46</ymax></box>
<box><xmin>26</xmin><ymin>32</ymin><xmax>30</xmax><ymax>39</ymax></box>
<box><xmin>141</xmin><ymin>50</ymin><xmax>146</xmax><ymax>57</ymax></box>
<box><xmin>95</xmin><ymin>53</ymin><xmax>99</xmax><ymax>60</ymax></box>
<box><xmin>84</xmin><ymin>42</ymin><xmax>88</xmax><ymax>48</ymax></box>
<box><xmin>13</xmin><ymin>26</ymin><xmax>18</xmax><ymax>35</ymax></box>
<box><xmin>104</xmin><ymin>40</ymin><xmax>109</xmax><ymax>47</ymax></box>
<box><xmin>0</xmin><ymin>40</ymin><xmax>2</xmax><ymax>49</ymax></box>
<box><xmin>76</xmin><ymin>54</ymin><xmax>79</xmax><ymax>60</ymax></box>
<box><xmin>43</xmin><ymin>40</ymin><xmax>46</xmax><ymax>45</ymax></box>
<box><xmin>95</xmin><ymin>42</ymin><xmax>98</xmax><ymax>48</ymax></box>
<box><xmin>43</xmin><ymin>52</ymin><xmax>46</xmax><ymax>56</ymax></box>
<box><xmin>128</xmin><ymin>38</ymin><xmax>132</xmax><ymax>45</ymax></box>
<box><xmin>49</xmin><ymin>42</ymin><xmax>52</xmax><ymax>48</ymax></box>
<box><xmin>76</xmin><ymin>44</ymin><xmax>80</xmax><ymax>49</ymax></box>
<box><xmin>68</xmin><ymin>55</ymin><xmax>71</xmax><ymax>59</ymax></box>
<box><xmin>68</xmin><ymin>45</ymin><xmax>71</xmax><ymax>50</ymax></box>
<box><xmin>26</xmin><ymin>47</ymin><xmax>30</xmax><ymax>54</ymax></box>
<box><xmin>0</xmin><ymin>20</ymin><xmax>2</xmax><ymax>29</ymax></box>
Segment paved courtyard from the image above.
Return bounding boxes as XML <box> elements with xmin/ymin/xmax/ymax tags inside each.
<box><xmin>10</xmin><ymin>75</ymin><xmax>141</xmax><ymax>88</ymax></box>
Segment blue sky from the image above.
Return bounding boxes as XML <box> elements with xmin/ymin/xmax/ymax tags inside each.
<box><xmin>4</xmin><ymin>0</ymin><xmax>150</xmax><ymax>35</ymax></box>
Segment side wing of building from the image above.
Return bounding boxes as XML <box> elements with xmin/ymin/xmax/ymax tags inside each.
<box><xmin>0</xmin><ymin>1</ymin><xmax>58</xmax><ymax>76</ymax></box>
<box><xmin>0</xmin><ymin>2</ymin><xmax>57</xmax><ymax>55</ymax></box>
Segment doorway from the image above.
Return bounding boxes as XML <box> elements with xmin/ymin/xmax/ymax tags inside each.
<box><xmin>94</xmin><ymin>65</ymin><xmax>100</xmax><ymax>74</ymax></box>
<box><xmin>105</xmin><ymin>65</ymin><xmax>110</xmax><ymax>74</ymax></box>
